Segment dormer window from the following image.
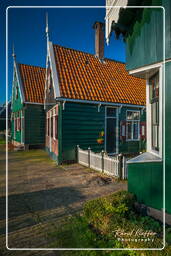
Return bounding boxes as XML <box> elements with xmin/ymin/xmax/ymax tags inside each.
<box><xmin>47</xmin><ymin>68</ymin><xmax>52</xmax><ymax>93</ymax></box>
<box><xmin>16</xmin><ymin>86</ymin><xmax>18</xmax><ymax>99</ymax></box>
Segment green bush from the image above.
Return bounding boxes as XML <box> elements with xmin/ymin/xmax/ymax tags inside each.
<box><xmin>48</xmin><ymin>191</ymin><xmax>170</xmax><ymax>254</ymax></box>
<box><xmin>83</xmin><ymin>191</ymin><xmax>135</xmax><ymax>229</ymax></box>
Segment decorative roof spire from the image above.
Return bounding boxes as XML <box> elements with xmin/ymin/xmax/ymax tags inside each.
<box><xmin>45</xmin><ymin>12</ymin><xmax>49</xmax><ymax>41</ymax></box>
<box><xmin>12</xmin><ymin>43</ymin><xmax>16</xmax><ymax>60</ymax></box>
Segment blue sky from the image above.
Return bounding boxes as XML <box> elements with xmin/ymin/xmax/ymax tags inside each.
<box><xmin>0</xmin><ymin>0</ymin><xmax>126</xmax><ymax>105</ymax></box>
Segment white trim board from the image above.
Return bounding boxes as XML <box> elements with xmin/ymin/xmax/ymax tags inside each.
<box><xmin>12</xmin><ymin>61</ymin><xmax>25</xmax><ymax>104</ymax></box>
<box><xmin>128</xmin><ymin>59</ymin><xmax>171</xmax><ymax>79</ymax></box>
<box><xmin>146</xmin><ymin>66</ymin><xmax>163</xmax><ymax>159</ymax></box>
<box><xmin>48</xmin><ymin>41</ymin><xmax>60</xmax><ymax>98</ymax></box>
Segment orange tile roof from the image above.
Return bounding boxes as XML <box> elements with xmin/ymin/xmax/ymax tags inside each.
<box><xmin>53</xmin><ymin>44</ymin><xmax>146</xmax><ymax>106</ymax></box>
<box><xmin>19</xmin><ymin>64</ymin><xmax>46</xmax><ymax>103</ymax></box>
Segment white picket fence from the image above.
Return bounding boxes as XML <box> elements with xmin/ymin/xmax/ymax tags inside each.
<box><xmin>77</xmin><ymin>146</ymin><xmax>128</xmax><ymax>179</ymax></box>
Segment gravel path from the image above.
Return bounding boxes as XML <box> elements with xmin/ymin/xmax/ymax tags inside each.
<box><xmin>0</xmin><ymin>145</ymin><xmax>127</xmax><ymax>254</ymax></box>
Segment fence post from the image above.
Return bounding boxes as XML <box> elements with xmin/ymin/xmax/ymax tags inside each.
<box><xmin>101</xmin><ymin>150</ymin><xmax>104</xmax><ymax>173</ymax></box>
<box><xmin>118</xmin><ymin>153</ymin><xmax>123</xmax><ymax>179</ymax></box>
<box><xmin>122</xmin><ymin>156</ymin><xmax>125</xmax><ymax>179</ymax></box>
<box><xmin>88</xmin><ymin>147</ymin><xmax>91</xmax><ymax>168</ymax></box>
<box><xmin>77</xmin><ymin>145</ymin><xmax>79</xmax><ymax>163</ymax></box>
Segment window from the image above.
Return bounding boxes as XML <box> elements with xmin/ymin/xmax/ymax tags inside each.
<box><xmin>107</xmin><ymin>107</ymin><xmax>116</xmax><ymax>117</ymax></box>
<box><xmin>47</xmin><ymin>118</ymin><xmax>49</xmax><ymax>136</ymax></box>
<box><xmin>51</xmin><ymin>116</ymin><xmax>53</xmax><ymax>137</ymax></box>
<box><xmin>149</xmin><ymin>72</ymin><xmax>159</xmax><ymax>151</ymax></box>
<box><xmin>16</xmin><ymin>86</ymin><xmax>19</xmax><ymax>99</ymax></box>
<box><xmin>126</xmin><ymin>111</ymin><xmax>140</xmax><ymax>141</ymax></box>
<box><xmin>55</xmin><ymin>115</ymin><xmax>58</xmax><ymax>139</ymax></box>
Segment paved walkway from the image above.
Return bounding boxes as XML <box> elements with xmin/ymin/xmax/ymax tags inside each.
<box><xmin>0</xmin><ymin>145</ymin><xmax>127</xmax><ymax>255</ymax></box>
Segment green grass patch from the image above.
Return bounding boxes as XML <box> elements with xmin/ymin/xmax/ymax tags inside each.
<box><xmin>48</xmin><ymin>191</ymin><xmax>171</xmax><ymax>255</ymax></box>
<box><xmin>0</xmin><ymin>138</ymin><xmax>5</xmax><ymax>145</ymax></box>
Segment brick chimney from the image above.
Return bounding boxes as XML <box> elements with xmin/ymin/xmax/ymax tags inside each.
<box><xmin>93</xmin><ymin>21</ymin><xmax>104</xmax><ymax>60</ymax></box>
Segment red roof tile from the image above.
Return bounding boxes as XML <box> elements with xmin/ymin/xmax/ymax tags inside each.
<box><xmin>53</xmin><ymin>44</ymin><xmax>146</xmax><ymax>105</ymax></box>
<box><xmin>19</xmin><ymin>64</ymin><xmax>45</xmax><ymax>103</ymax></box>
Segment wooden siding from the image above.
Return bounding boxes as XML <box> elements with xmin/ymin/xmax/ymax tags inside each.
<box><xmin>126</xmin><ymin>5</ymin><xmax>166</xmax><ymax>71</ymax></box>
<box><xmin>11</xmin><ymin>70</ymin><xmax>24</xmax><ymax>143</ymax></box>
<box><xmin>61</xmin><ymin>102</ymin><xmax>145</xmax><ymax>162</ymax></box>
<box><xmin>128</xmin><ymin>161</ymin><xmax>163</xmax><ymax>211</ymax></box>
<box><xmin>11</xmin><ymin>71</ymin><xmax>23</xmax><ymax>112</ymax></box>
<box><xmin>24</xmin><ymin>104</ymin><xmax>45</xmax><ymax>145</ymax></box>
<box><xmin>165</xmin><ymin>62</ymin><xmax>171</xmax><ymax>214</ymax></box>
<box><xmin>11</xmin><ymin>111</ymin><xmax>23</xmax><ymax>143</ymax></box>
<box><xmin>61</xmin><ymin>102</ymin><xmax>105</xmax><ymax>162</ymax></box>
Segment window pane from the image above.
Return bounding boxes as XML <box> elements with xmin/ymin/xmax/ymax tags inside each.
<box><xmin>55</xmin><ymin>116</ymin><xmax>58</xmax><ymax>139</ymax></box>
<box><xmin>127</xmin><ymin>121</ymin><xmax>132</xmax><ymax>140</ymax></box>
<box><xmin>47</xmin><ymin>118</ymin><xmax>49</xmax><ymax>136</ymax></box>
<box><xmin>107</xmin><ymin>108</ymin><xmax>116</xmax><ymax>117</ymax></box>
<box><xmin>133</xmin><ymin>112</ymin><xmax>140</xmax><ymax>120</ymax></box>
<box><xmin>51</xmin><ymin>117</ymin><xmax>53</xmax><ymax>137</ymax></box>
<box><xmin>133</xmin><ymin>121</ymin><xmax>139</xmax><ymax>140</ymax></box>
<box><xmin>150</xmin><ymin>72</ymin><xmax>159</xmax><ymax>101</ymax></box>
<box><xmin>127</xmin><ymin>111</ymin><xmax>140</xmax><ymax>120</ymax></box>
<box><xmin>127</xmin><ymin>111</ymin><xmax>133</xmax><ymax>120</ymax></box>
<box><xmin>151</xmin><ymin>101</ymin><xmax>159</xmax><ymax>150</ymax></box>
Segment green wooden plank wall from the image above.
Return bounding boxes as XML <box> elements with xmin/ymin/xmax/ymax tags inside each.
<box><xmin>25</xmin><ymin>104</ymin><xmax>45</xmax><ymax>145</ymax></box>
<box><xmin>11</xmin><ymin>71</ymin><xmax>23</xmax><ymax>112</ymax></box>
<box><xmin>11</xmin><ymin>111</ymin><xmax>22</xmax><ymax>143</ymax></box>
<box><xmin>126</xmin><ymin>4</ymin><xmax>166</xmax><ymax>71</ymax></box>
<box><xmin>128</xmin><ymin>161</ymin><xmax>163</xmax><ymax>211</ymax></box>
<box><xmin>61</xmin><ymin>102</ymin><xmax>146</xmax><ymax>162</ymax></box>
<box><xmin>61</xmin><ymin>102</ymin><xmax>105</xmax><ymax>161</ymax></box>
<box><xmin>165</xmin><ymin>62</ymin><xmax>171</xmax><ymax>214</ymax></box>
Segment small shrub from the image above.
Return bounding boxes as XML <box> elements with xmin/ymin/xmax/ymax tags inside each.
<box><xmin>84</xmin><ymin>191</ymin><xmax>135</xmax><ymax>227</ymax></box>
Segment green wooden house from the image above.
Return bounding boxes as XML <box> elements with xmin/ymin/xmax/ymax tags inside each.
<box><xmin>11</xmin><ymin>54</ymin><xmax>46</xmax><ymax>149</ymax></box>
<box><xmin>44</xmin><ymin>22</ymin><xmax>146</xmax><ymax>164</ymax></box>
<box><xmin>105</xmin><ymin>0</ymin><xmax>171</xmax><ymax>223</ymax></box>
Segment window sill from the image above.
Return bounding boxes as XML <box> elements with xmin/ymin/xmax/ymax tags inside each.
<box><xmin>127</xmin><ymin>152</ymin><xmax>162</xmax><ymax>164</ymax></box>
<box><xmin>126</xmin><ymin>139</ymin><xmax>140</xmax><ymax>142</ymax></box>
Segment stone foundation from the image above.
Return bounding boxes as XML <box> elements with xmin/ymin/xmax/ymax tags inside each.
<box><xmin>135</xmin><ymin>202</ymin><xmax>171</xmax><ymax>226</ymax></box>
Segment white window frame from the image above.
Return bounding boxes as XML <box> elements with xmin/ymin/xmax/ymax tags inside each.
<box><xmin>147</xmin><ymin>67</ymin><xmax>162</xmax><ymax>158</ymax></box>
<box><xmin>126</xmin><ymin>110</ymin><xmax>140</xmax><ymax>142</ymax></box>
<box><xmin>129</xmin><ymin>62</ymin><xmax>163</xmax><ymax>159</ymax></box>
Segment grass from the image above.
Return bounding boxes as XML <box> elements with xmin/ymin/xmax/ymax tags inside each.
<box><xmin>0</xmin><ymin>138</ymin><xmax>5</xmax><ymax>145</ymax></box>
<box><xmin>48</xmin><ymin>191</ymin><xmax>171</xmax><ymax>256</ymax></box>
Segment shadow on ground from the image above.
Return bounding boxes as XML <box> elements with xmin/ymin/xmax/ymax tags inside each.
<box><xmin>0</xmin><ymin>186</ymin><xmax>85</xmax><ymax>220</ymax></box>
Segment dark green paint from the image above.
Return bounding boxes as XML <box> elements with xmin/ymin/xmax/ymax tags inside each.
<box><xmin>165</xmin><ymin>62</ymin><xmax>171</xmax><ymax>214</ymax></box>
<box><xmin>126</xmin><ymin>6</ymin><xmax>164</xmax><ymax>71</ymax></box>
<box><xmin>58</xmin><ymin>103</ymin><xmax>63</xmax><ymax>164</ymax></box>
<box><xmin>61</xmin><ymin>102</ymin><xmax>105</xmax><ymax>162</ymax></box>
<box><xmin>11</xmin><ymin>71</ymin><xmax>23</xmax><ymax>112</ymax></box>
<box><xmin>128</xmin><ymin>161</ymin><xmax>163</xmax><ymax>211</ymax></box>
<box><xmin>121</xmin><ymin>0</ymin><xmax>171</xmax><ymax>214</ymax></box>
<box><xmin>24</xmin><ymin>104</ymin><xmax>45</xmax><ymax>145</ymax></box>
<box><xmin>56</xmin><ymin>102</ymin><xmax>145</xmax><ymax>163</ymax></box>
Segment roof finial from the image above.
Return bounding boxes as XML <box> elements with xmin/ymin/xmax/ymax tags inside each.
<box><xmin>12</xmin><ymin>43</ymin><xmax>16</xmax><ymax>59</ymax></box>
<box><xmin>45</xmin><ymin>12</ymin><xmax>49</xmax><ymax>41</ymax></box>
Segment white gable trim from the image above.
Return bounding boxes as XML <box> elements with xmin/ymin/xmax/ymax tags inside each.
<box><xmin>12</xmin><ymin>61</ymin><xmax>25</xmax><ymax>104</ymax></box>
<box><xmin>48</xmin><ymin>41</ymin><xmax>60</xmax><ymax>98</ymax></box>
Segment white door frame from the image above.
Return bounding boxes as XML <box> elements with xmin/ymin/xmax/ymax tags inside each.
<box><xmin>105</xmin><ymin>106</ymin><xmax>119</xmax><ymax>155</ymax></box>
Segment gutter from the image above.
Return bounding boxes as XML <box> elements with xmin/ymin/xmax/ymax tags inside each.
<box><xmin>56</xmin><ymin>97</ymin><xmax>145</xmax><ymax>109</ymax></box>
<box><xmin>25</xmin><ymin>102</ymin><xmax>44</xmax><ymax>105</ymax></box>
